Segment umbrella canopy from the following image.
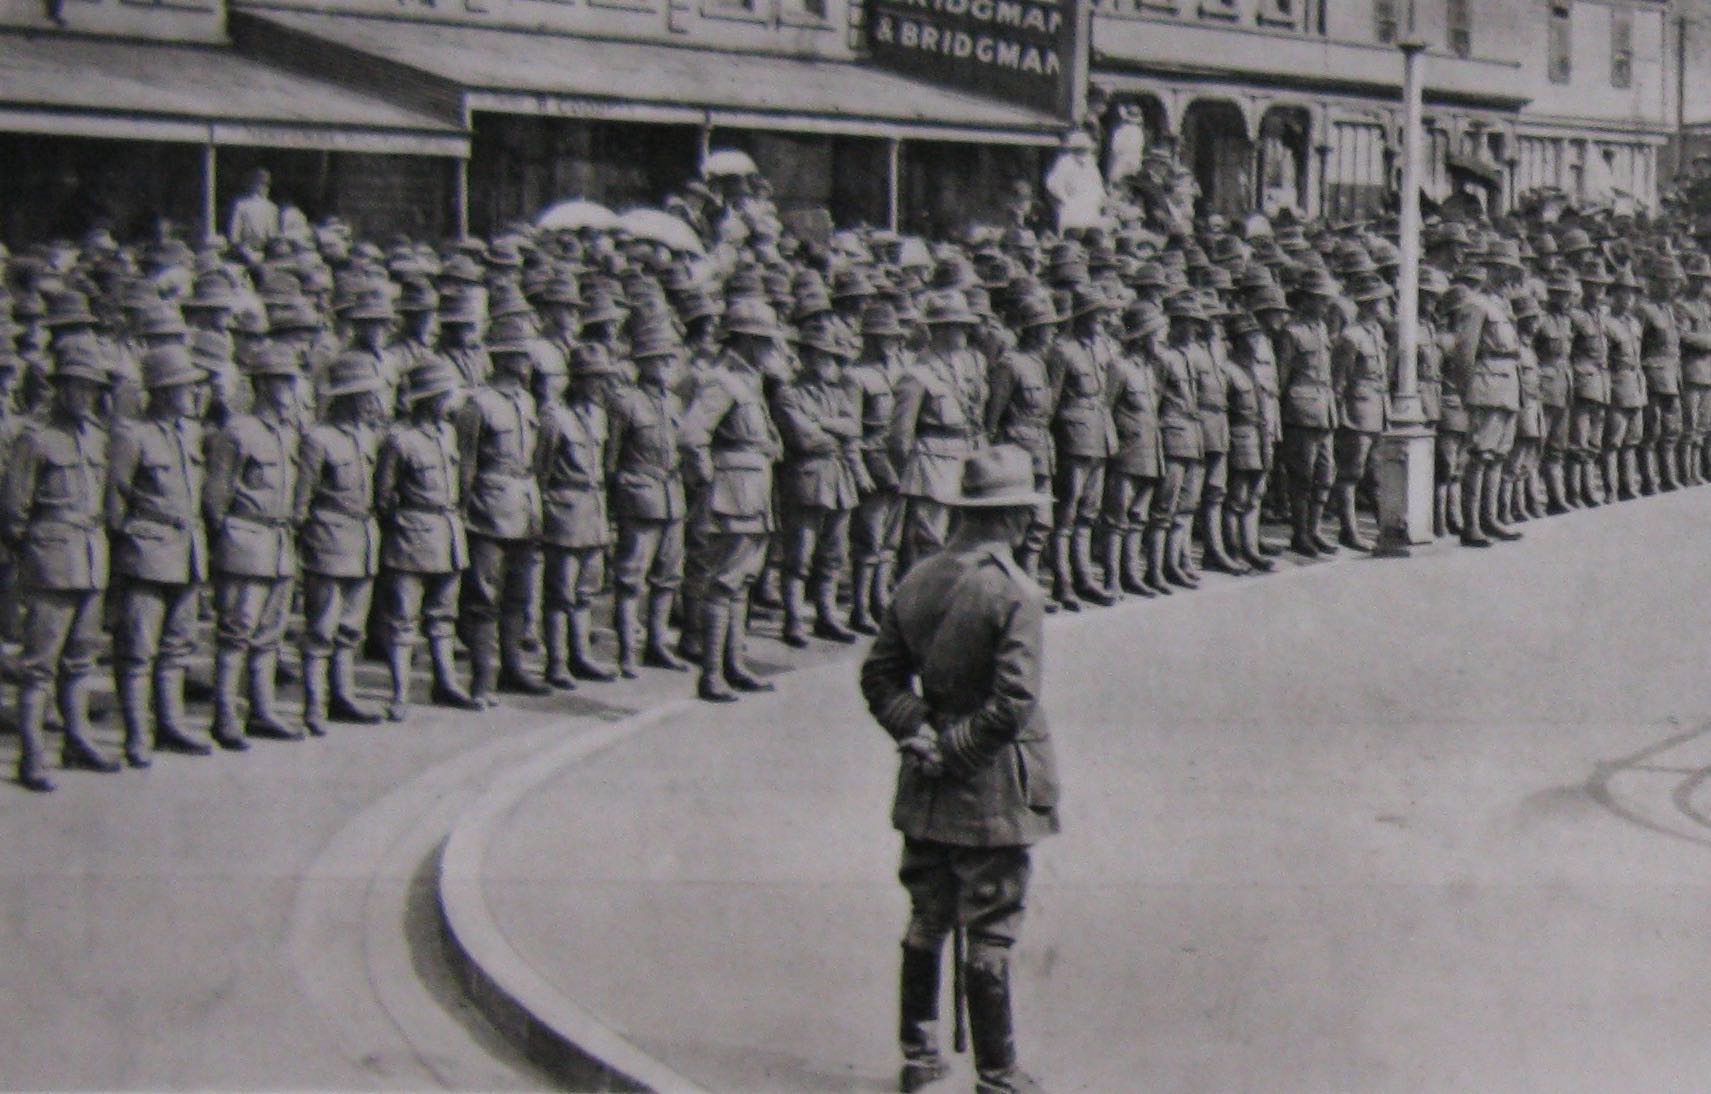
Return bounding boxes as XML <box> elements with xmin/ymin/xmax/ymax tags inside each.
<box><xmin>617</xmin><ymin>208</ymin><xmax>706</xmax><ymax>254</ymax></box>
<box><xmin>702</xmin><ymin>148</ymin><xmax>759</xmax><ymax>177</ymax></box>
<box><xmin>537</xmin><ymin>199</ymin><xmax>619</xmax><ymax>232</ymax></box>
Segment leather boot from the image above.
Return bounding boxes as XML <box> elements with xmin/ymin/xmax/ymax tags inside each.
<box><xmin>302</xmin><ymin>654</ymin><xmax>330</xmax><ymax>735</ymax></box>
<box><xmin>780</xmin><ymin>577</ymin><xmax>810</xmax><ymax>648</ymax></box>
<box><xmin>571</xmin><ymin>605</ymin><xmax>620</xmax><ymax>680</ymax></box>
<box><xmin>385</xmin><ymin>644</ymin><xmax>414</xmax><ymax>721</ymax></box>
<box><xmin>1432</xmin><ymin>484</ymin><xmax>1449</xmax><ymax>537</ymax></box>
<box><xmin>750</xmin><ymin>564</ymin><xmax>784</xmax><ymax>617</ymax></box>
<box><xmin>428</xmin><ymin>637</ymin><xmax>481</xmax><ymax>710</ymax></box>
<box><xmin>15</xmin><ymin>684</ymin><xmax>55</xmax><ymax>791</ymax></box>
<box><xmin>1048</xmin><ymin>529</ymin><xmax>1079</xmax><ymax>611</ymax></box>
<box><xmin>1308</xmin><ymin>489</ymin><xmax>1339</xmax><ymax>555</ymax></box>
<box><xmin>1545</xmin><ymin>462</ymin><xmax>1570</xmax><ymax>514</ymax></box>
<box><xmin>1582</xmin><ymin>458</ymin><xmax>1604</xmax><ymax>506</ymax></box>
<box><xmin>644</xmin><ymin>590</ymin><xmax>693</xmax><ymax>668</ymax></box>
<box><xmin>1496</xmin><ymin>479</ymin><xmax>1515</xmax><ymax>526</ymax></box>
<box><xmin>724</xmin><ymin>596</ymin><xmax>774</xmax><ymax>693</ymax></box>
<box><xmin>1142</xmin><ymin>527</ymin><xmax>1173</xmax><ymax>595</ymax></box>
<box><xmin>1528</xmin><ymin>473</ymin><xmax>1548</xmax><ymax>518</ymax></box>
<box><xmin>1120</xmin><ymin>530</ymin><xmax>1153</xmax><ymax>596</ymax></box>
<box><xmin>1562</xmin><ymin>462</ymin><xmax>1582</xmax><ymax>510</ymax></box>
<box><xmin>542</xmin><ymin>610</ymin><xmax>575</xmax><ymax>690</ymax></box>
<box><xmin>1621</xmin><ymin>449</ymin><xmax>1641</xmax><ymax>500</ymax></box>
<box><xmin>1445</xmin><ymin>479</ymin><xmax>1464</xmax><ymax>533</ymax></box>
<box><xmin>1483</xmin><ymin>468</ymin><xmax>1522</xmax><ymax>542</ymax></box>
<box><xmin>209</xmin><ymin>646</ymin><xmax>249</xmax><ymax>750</ymax></box>
<box><xmin>467</xmin><ymin>627</ymin><xmax>501</xmax><ymax>709</ymax></box>
<box><xmin>1459</xmin><ymin>465</ymin><xmax>1492</xmax><ymax>547</ymax></box>
<box><xmin>497</xmin><ymin>616</ymin><xmax>551</xmax><ymax>696</ymax></box>
<box><xmin>119</xmin><ymin>669</ymin><xmax>153</xmax><ymax>766</ymax></box>
<box><xmin>966</xmin><ymin>945</ymin><xmax>1042</xmax><ymax>1094</ymax></box>
<box><xmin>1289</xmin><ymin>495</ymin><xmax>1320</xmax><ymax>557</ymax></box>
<box><xmin>848</xmin><ymin>563</ymin><xmax>878</xmax><ymax>635</ymax></box>
<box><xmin>1662</xmin><ymin>443</ymin><xmax>1681</xmax><ymax>490</ymax></box>
<box><xmin>247</xmin><ymin>649</ymin><xmax>296</xmax><ymax>740</ymax></box>
<box><xmin>697</xmin><ymin>600</ymin><xmax>737</xmax><ymax>703</ymax></box>
<box><xmin>1240</xmin><ymin>509</ymin><xmax>1275</xmax><ymax>572</ymax></box>
<box><xmin>154</xmin><ymin>665</ymin><xmax>211</xmax><ymax>755</ymax></box>
<box><xmin>1175</xmin><ymin>512</ymin><xmax>1202</xmax><ymax>580</ymax></box>
<box><xmin>1603</xmin><ymin>450</ymin><xmax>1623</xmax><ymax>500</ymax></box>
<box><xmin>614</xmin><ymin>593</ymin><xmax>643</xmax><ymax>676</ymax></box>
<box><xmin>59</xmin><ymin>672</ymin><xmax>118</xmax><ymax>772</ymax></box>
<box><xmin>1335</xmin><ymin>482</ymin><xmax>1372</xmax><ymax>551</ymax></box>
<box><xmin>1640</xmin><ymin>447</ymin><xmax>1659</xmax><ymax>495</ymax></box>
<box><xmin>899</xmin><ymin>943</ymin><xmax>950</xmax><ymax>1093</ymax></box>
<box><xmin>330</xmin><ymin>648</ymin><xmax>387</xmax><ymax>720</ymax></box>
<box><xmin>677</xmin><ymin>593</ymin><xmax>703</xmax><ymax>662</ymax></box>
<box><xmin>871</xmin><ymin>561</ymin><xmax>894</xmax><ymax>622</ymax></box>
<box><xmin>1096</xmin><ymin>529</ymin><xmax>1123</xmax><ymax>601</ymax></box>
<box><xmin>1162</xmin><ymin>522</ymin><xmax>1198</xmax><ymax>589</ymax></box>
<box><xmin>1687</xmin><ymin>442</ymin><xmax>1704</xmax><ymax>485</ymax></box>
<box><xmin>1068</xmin><ymin>526</ymin><xmax>1113</xmax><ymax>605</ymax></box>
<box><xmin>811</xmin><ymin>580</ymin><xmax>857</xmax><ymax>643</ymax></box>
<box><xmin>1200</xmin><ymin>503</ymin><xmax>1248</xmax><ymax>572</ymax></box>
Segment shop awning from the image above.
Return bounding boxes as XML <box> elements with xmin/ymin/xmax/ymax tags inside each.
<box><xmin>234</xmin><ymin>10</ymin><xmax>1066</xmax><ymax>145</ymax></box>
<box><xmin>0</xmin><ymin>30</ymin><xmax>468</xmax><ymax>156</ymax></box>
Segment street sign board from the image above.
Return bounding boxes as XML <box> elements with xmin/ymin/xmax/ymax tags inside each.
<box><xmin>866</xmin><ymin>0</ymin><xmax>1084</xmax><ymax>121</ymax></box>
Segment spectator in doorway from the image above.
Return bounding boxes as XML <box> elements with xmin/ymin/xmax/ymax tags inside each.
<box><xmin>228</xmin><ymin>169</ymin><xmax>279</xmax><ymax>268</ymax></box>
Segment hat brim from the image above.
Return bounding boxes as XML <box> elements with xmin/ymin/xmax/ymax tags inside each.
<box><xmin>923</xmin><ymin>314</ymin><xmax>980</xmax><ymax>326</ymax></box>
<box><xmin>324</xmin><ymin>378</ymin><xmax>383</xmax><ymax>397</ymax></box>
<box><xmin>406</xmin><ymin>381</ymin><xmax>460</xmax><ymax>403</ymax></box>
<box><xmin>950</xmin><ymin>488</ymin><xmax>1051</xmax><ymax>509</ymax></box>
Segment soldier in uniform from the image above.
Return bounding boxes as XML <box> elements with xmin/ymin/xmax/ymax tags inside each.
<box><xmin>436</xmin><ymin>291</ymin><xmax>491</xmax><ymax>390</ymax></box>
<box><xmin>1106</xmin><ymin>302</ymin><xmax>1166</xmax><ymax>594</ymax></box>
<box><xmin>1569</xmin><ymin>261</ymin><xmax>1615</xmax><ymax>506</ymax></box>
<box><xmin>844</xmin><ymin>301</ymin><xmax>908</xmax><ymax>635</ymax></box>
<box><xmin>1535</xmin><ymin>270</ymin><xmax>1579</xmax><ymax>513</ymax></box>
<box><xmin>1639</xmin><ymin>255</ymin><xmax>1687</xmax><ymax>492</ymax></box>
<box><xmin>1678</xmin><ymin>253</ymin><xmax>1711</xmax><ymax>485</ymax></box>
<box><xmin>1189</xmin><ymin>292</ymin><xmax>1243</xmax><ymax>574</ymax></box>
<box><xmin>1</xmin><ymin>347</ymin><xmax>117</xmax><ymax>790</ymax></box>
<box><xmin>390</xmin><ymin>280</ymin><xmax>443</xmax><ymax>415</ymax></box>
<box><xmin>1045</xmin><ymin>286</ymin><xmax>1120</xmax><ymax>606</ymax></box>
<box><xmin>456</xmin><ymin>335</ymin><xmax>548</xmax><ymax>702</ymax></box>
<box><xmin>1224</xmin><ymin>310</ymin><xmax>1277</xmax><ymax>572</ymax></box>
<box><xmin>773</xmin><ymin>325</ymin><xmax>867</xmax><ymax>647</ymax></box>
<box><xmin>1451</xmin><ymin>262</ymin><xmax>1524</xmax><ymax>546</ymax></box>
<box><xmin>1604</xmin><ymin>267</ymin><xmax>1647</xmax><ymax>502</ymax></box>
<box><xmin>1276</xmin><ymin>267</ymin><xmax>1341</xmax><ymax>557</ymax></box>
<box><xmin>334</xmin><ymin>288</ymin><xmax>403</xmax><ymax>417</ymax></box>
<box><xmin>374</xmin><ymin>360</ymin><xmax>480</xmax><ymax>720</ymax></box>
<box><xmin>606</xmin><ymin>319</ymin><xmax>692</xmax><ymax>677</ymax></box>
<box><xmin>983</xmin><ymin>290</ymin><xmax>1059</xmax><ymax>594</ymax></box>
<box><xmin>294</xmin><ymin>352</ymin><xmax>387</xmax><ymax>735</ymax></box>
<box><xmin>1329</xmin><ymin>274</ymin><xmax>1391</xmax><ymax>551</ymax></box>
<box><xmin>859</xmin><ymin>444</ymin><xmax>1058</xmax><ymax>1094</ymax></box>
<box><xmin>1504</xmin><ymin>293</ymin><xmax>1546</xmax><ymax>525</ymax></box>
<box><xmin>202</xmin><ymin>344</ymin><xmax>300</xmax><ymax>749</ymax></box>
<box><xmin>1147</xmin><ymin>293</ymin><xmax>1206</xmax><ymax>591</ymax></box>
<box><xmin>680</xmin><ymin>298</ymin><xmax>788</xmax><ymax>703</ymax></box>
<box><xmin>891</xmin><ymin>293</ymin><xmax>985</xmax><ymax>578</ymax></box>
<box><xmin>108</xmin><ymin>345</ymin><xmax>214</xmax><ymax>764</ymax></box>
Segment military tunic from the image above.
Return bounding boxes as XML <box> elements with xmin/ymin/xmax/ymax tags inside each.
<box><xmin>375</xmin><ymin>417</ymin><xmax>467</xmax><ymax>645</ymax></box>
<box><xmin>1569</xmin><ymin>306</ymin><xmax>1611</xmax><ymax>457</ymax></box>
<box><xmin>1677</xmin><ymin>296</ymin><xmax>1711</xmax><ymax>441</ymax></box>
<box><xmin>294</xmin><ymin>421</ymin><xmax>382</xmax><ymax>656</ymax></box>
<box><xmin>1277</xmin><ymin>317</ymin><xmax>1338</xmax><ymax>490</ymax></box>
<box><xmin>774</xmin><ymin>373</ymin><xmax>867</xmax><ymax>584</ymax></box>
<box><xmin>607</xmin><ymin>384</ymin><xmax>687</xmax><ymax>597</ymax></box>
<box><xmin>456</xmin><ymin>383</ymin><xmax>543</xmax><ymax>624</ymax></box>
<box><xmin>204</xmin><ymin>410</ymin><xmax>299</xmax><ymax>653</ymax></box>
<box><xmin>681</xmin><ymin>352</ymin><xmax>783</xmax><ymax>599</ymax></box>
<box><xmin>846</xmin><ymin>351</ymin><xmax>906</xmax><ymax>568</ymax></box>
<box><xmin>1639</xmin><ymin>298</ymin><xmax>1684</xmax><ymax>445</ymax></box>
<box><xmin>108</xmin><ymin>414</ymin><xmax>207</xmax><ymax>672</ymax></box>
<box><xmin>1047</xmin><ymin>333</ymin><xmax>1118</xmax><ymax>528</ymax></box>
<box><xmin>890</xmin><ymin>351</ymin><xmax>979</xmax><ymax>569</ymax></box>
<box><xmin>1534</xmin><ymin>310</ymin><xmax>1574</xmax><ymax>456</ymax></box>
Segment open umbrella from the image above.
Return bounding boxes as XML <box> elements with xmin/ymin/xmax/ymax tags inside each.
<box><xmin>617</xmin><ymin>208</ymin><xmax>706</xmax><ymax>254</ymax></box>
<box><xmin>537</xmin><ymin>199</ymin><xmax>618</xmax><ymax>232</ymax></box>
<box><xmin>702</xmin><ymin>148</ymin><xmax>759</xmax><ymax>177</ymax></box>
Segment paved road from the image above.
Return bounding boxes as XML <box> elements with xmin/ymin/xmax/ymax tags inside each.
<box><xmin>473</xmin><ymin>490</ymin><xmax>1711</xmax><ymax>1093</ymax></box>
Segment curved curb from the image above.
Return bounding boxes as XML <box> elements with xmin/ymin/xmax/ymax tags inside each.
<box><xmin>437</xmin><ymin>700</ymin><xmax>714</xmax><ymax>1094</ymax></box>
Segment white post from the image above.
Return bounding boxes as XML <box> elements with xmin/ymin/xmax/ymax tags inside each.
<box><xmin>202</xmin><ymin>141</ymin><xmax>218</xmax><ymax>244</ymax></box>
<box><xmin>886</xmin><ymin>137</ymin><xmax>902</xmax><ymax>231</ymax></box>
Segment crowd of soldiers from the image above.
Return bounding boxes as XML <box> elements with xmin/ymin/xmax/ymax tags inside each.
<box><xmin>2</xmin><ymin>157</ymin><xmax>1709</xmax><ymax>794</ymax></box>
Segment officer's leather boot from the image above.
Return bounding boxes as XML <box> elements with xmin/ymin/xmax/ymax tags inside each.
<box><xmin>677</xmin><ymin>593</ymin><xmax>704</xmax><ymax>662</ymax></box>
<box><xmin>1662</xmin><ymin>442</ymin><xmax>1681</xmax><ymax>490</ymax></box>
<box><xmin>1459</xmin><ymin>465</ymin><xmax>1492</xmax><ymax>547</ymax></box>
<box><xmin>209</xmin><ymin>646</ymin><xmax>249</xmax><ymax>750</ymax></box>
<box><xmin>899</xmin><ymin>942</ymin><xmax>950</xmax><ymax>1093</ymax></box>
<box><xmin>1445</xmin><ymin>479</ymin><xmax>1465</xmax><ymax>533</ymax></box>
<box><xmin>1097</xmin><ymin>529</ymin><xmax>1125</xmax><ymax>601</ymax></box>
<box><xmin>811</xmin><ymin>580</ymin><xmax>858</xmax><ymax>644</ymax></box>
<box><xmin>247</xmin><ymin>650</ymin><xmax>297</xmax><ymax>740</ymax></box>
<box><xmin>1688</xmin><ymin>441</ymin><xmax>1704</xmax><ymax>485</ymax></box>
<box><xmin>1142</xmin><ymin>527</ymin><xmax>1173</xmax><ymax>595</ymax></box>
<box><xmin>1640</xmin><ymin>447</ymin><xmax>1659</xmax><ymax>495</ymax></box>
<box><xmin>1161</xmin><ymin>522</ymin><xmax>1198</xmax><ymax>589</ymax></box>
<box><xmin>642</xmin><ymin>590</ymin><xmax>692</xmax><ymax>668</ymax></box>
<box><xmin>871</xmin><ymin>561</ymin><xmax>895</xmax><ymax>621</ymax></box>
<box><xmin>154</xmin><ymin>665</ymin><xmax>212</xmax><ymax>755</ymax></box>
<box><xmin>1495</xmin><ymin>479</ymin><xmax>1514</xmax><ymax>525</ymax></box>
<box><xmin>1623</xmin><ymin>449</ymin><xmax>1642</xmax><ymax>499</ymax></box>
<box><xmin>1432</xmin><ymin>483</ymin><xmax>1449</xmax><ymax>536</ymax></box>
<box><xmin>1175</xmin><ymin>512</ymin><xmax>1202</xmax><ymax>580</ymax></box>
<box><xmin>542</xmin><ymin>610</ymin><xmax>576</xmax><ymax>690</ymax></box>
<box><xmin>1307</xmin><ymin>489</ymin><xmax>1339</xmax><ymax>555</ymax></box>
<box><xmin>385</xmin><ymin>644</ymin><xmax>415</xmax><ymax>721</ymax></box>
<box><xmin>724</xmin><ymin>597</ymin><xmax>775</xmax><ymax>693</ymax></box>
<box><xmin>467</xmin><ymin>628</ymin><xmax>500</xmax><ymax>708</ymax></box>
<box><xmin>1289</xmin><ymin>495</ymin><xmax>1320</xmax><ymax>557</ymax></box>
<box><xmin>1048</xmin><ymin>529</ymin><xmax>1079</xmax><ymax>611</ymax></box>
<box><xmin>780</xmin><ymin>578</ymin><xmax>810</xmax><ymax>648</ymax></box>
<box><xmin>570</xmin><ymin>605</ymin><xmax>619</xmax><ymax>680</ymax></box>
<box><xmin>1483</xmin><ymin>469</ymin><xmax>1522</xmax><ymax>542</ymax></box>
<box><xmin>59</xmin><ymin>672</ymin><xmax>118</xmax><ymax>773</ymax></box>
<box><xmin>496</xmin><ymin>615</ymin><xmax>551</xmax><ymax>697</ymax></box>
<box><xmin>614</xmin><ymin>592</ymin><xmax>644</xmax><ymax>675</ymax></box>
<box><xmin>697</xmin><ymin>600</ymin><xmax>737</xmax><ymax>703</ymax></box>
<box><xmin>330</xmin><ymin>649</ymin><xmax>388</xmax><ymax>719</ymax></box>
<box><xmin>428</xmin><ymin>637</ymin><xmax>481</xmax><ymax>710</ymax></box>
<box><xmin>1072</xmin><ymin>525</ymin><xmax>1116</xmax><ymax>605</ymax></box>
<box><xmin>1240</xmin><ymin>509</ymin><xmax>1275</xmax><ymax>572</ymax></box>
<box><xmin>1200</xmin><ymin>503</ymin><xmax>1248</xmax><ymax>572</ymax></box>
<box><xmin>16</xmin><ymin>683</ymin><xmax>55</xmax><ymax>791</ymax></box>
<box><xmin>1561</xmin><ymin>462</ymin><xmax>1581</xmax><ymax>510</ymax></box>
<box><xmin>750</xmin><ymin>564</ymin><xmax>784</xmax><ymax>618</ymax></box>
<box><xmin>1120</xmin><ymin>530</ymin><xmax>1154</xmax><ymax>596</ymax></box>
<box><xmin>1584</xmin><ymin>458</ymin><xmax>1607</xmax><ymax>506</ymax></box>
<box><xmin>1545</xmin><ymin>462</ymin><xmax>1570</xmax><ymax>514</ymax></box>
<box><xmin>1602</xmin><ymin>450</ymin><xmax>1622</xmax><ymax>501</ymax></box>
<box><xmin>115</xmin><ymin>667</ymin><xmax>151</xmax><ymax>766</ymax></box>
<box><xmin>848</xmin><ymin>563</ymin><xmax>879</xmax><ymax>635</ymax></box>
<box><xmin>302</xmin><ymin>654</ymin><xmax>331</xmax><ymax>735</ymax></box>
<box><xmin>966</xmin><ymin>944</ymin><xmax>1042</xmax><ymax>1094</ymax></box>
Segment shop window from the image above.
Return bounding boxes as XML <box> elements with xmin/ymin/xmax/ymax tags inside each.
<box><xmin>1611</xmin><ymin>5</ymin><xmax>1633</xmax><ymax>88</ymax></box>
<box><xmin>782</xmin><ymin>0</ymin><xmax>827</xmax><ymax>20</ymax></box>
<box><xmin>1257</xmin><ymin>0</ymin><xmax>1298</xmax><ymax>30</ymax></box>
<box><xmin>1373</xmin><ymin>0</ymin><xmax>1397</xmax><ymax>44</ymax></box>
<box><xmin>1137</xmin><ymin>0</ymin><xmax>1178</xmax><ymax>14</ymax></box>
<box><xmin>1548</xmin><ymin>2</ymin><xmax>1572</xmax><ymax>84</ymax></box>
<box><xmin>1197</xmin><ymin>0</ymin><xmax>1237</xmax><ymax>20</ymax></box>
<box><xmin>1446</xmin><ymin>0</ymin><xmax>1471</xmax><ymax>57</ymax></box>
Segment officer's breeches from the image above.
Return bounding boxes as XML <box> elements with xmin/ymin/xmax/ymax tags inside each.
<box><xmin>781</xmin><ymin>505</ymin><xmax>851</xmax><ymax>583</ymax></box>
<box><xmin>613</xmin><ymin>518</ymin><xmax>685</xmax><ymax>595</ymax></box>
<box><xmin>382</xmin><ymin>569</ymin><xmax>461</xmax><ymax>647</ymax></box>
<box><xmin>1051</xmin><ymin>457</ymin><xmax>1105</xmax><ymax>529</ymax></box>
<box><xmin>113</xmin><ymin>577</ymin><xmax>199</xmax><ymax>673</ymax></box>
<box><xmin>17</xmin><ymin>587</ymin><xmax>102</xmax><ymax>685</ymax></box>
<box><xmin>213</xmin><ymin>574</ymin><xmax>294</xmax><ymax>653</ymax></box>
<box><xmin>461</xmin><ymin>535</ymin><xmax>539</xmax><ymax>625</ymax></box>
<box><xmin>301</xmin><ymin>573</ymin><xmax>375</xmax><ymax>657</ymax></box>
<box><xmin>898</xmin><ymin>838</ymin><xmax>1032</xmax><ymax>952</ymax></box>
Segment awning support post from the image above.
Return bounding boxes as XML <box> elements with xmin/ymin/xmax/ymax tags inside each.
<box><xmin>202</xmin><ymin>141</ymin><xmax>217</xmax><ymax>245</ymax></box>
<box><xmin>886</xmin><ymin>137</ymin><xmax>901</xmax><ymax>232</ymax></box>
<box><xmin>454</xmin><ymin>156</ymin><xmax>470</xmax><ymax>238</ymax></box>
<box><xmin>698</xmin><ymin>122</ymin><xmax>714</xmax><ymax>174</ymax></box>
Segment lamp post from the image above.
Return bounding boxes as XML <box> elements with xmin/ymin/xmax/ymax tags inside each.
<box><xmin>1374</xmin><ymin>23</ymin><xmax>1437</xmax><ymax>554</ymax></box>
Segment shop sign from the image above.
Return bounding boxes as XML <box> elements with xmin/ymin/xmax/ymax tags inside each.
<box><xmin>867</xmin><ymin>0</ymin><xmax>1085</xmax><ymax>120</ymax></box>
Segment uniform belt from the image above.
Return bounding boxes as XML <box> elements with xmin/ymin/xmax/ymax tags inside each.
<box><xmin>228</xmin><ymin>512</ymin><xmax>293</xmax><ymax>529</ymax></box>
<box><xmin>314</xmin><ymin>500</ymin><xmax>372</xmax><ymax>520</ymax></box>
<box><xmin>400</xmin><ymin>503</ymin><xmax>459</xmax><ymax>515</ymax></box>
<box><xmin>29</xmin><ymin>510</ymin><xmax>99</xmax><ymax>530</ymax></box>
<box><xmin>916</xmin><ymin>426</ymin><xmax>969</xmax><ymax>439</ymax></box>
<box><xmin>476</xmin><ymin>462</ymin><xmax>530</xmax><ymax>478</ymax></box>
<box><xmin>131</xmin><ymin>507</ymin><xmax>190</xmax><ymax>530</ymax></box>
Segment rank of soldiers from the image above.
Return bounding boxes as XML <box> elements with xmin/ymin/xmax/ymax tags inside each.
<box><xmin>2</xmin><ymin>199</ymin><xmax>1706</xmax><ymax>794</ymax></box>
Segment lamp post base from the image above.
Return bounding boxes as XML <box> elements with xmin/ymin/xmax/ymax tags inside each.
<box><xmin>1374</xmin><ymin>423</ymin><xmax>1437</xmax><ymax>557</ymax></box>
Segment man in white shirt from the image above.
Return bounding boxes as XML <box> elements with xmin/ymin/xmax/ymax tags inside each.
<box><xmin>1044</xmin><ymin>132</ymin><xmax>1106</xmax><ymax>234</ymax></box>
<box><xmin>228</xmin><ymin>169</ymin><xmax>279</xmax><ymax>267</ymax></box>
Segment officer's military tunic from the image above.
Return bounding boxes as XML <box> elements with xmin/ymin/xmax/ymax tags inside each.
<box><xmin>108</xmin><ymin>412</ymin><xmax>207</xmax><ymax>673</ymax></box>
<box><xmin>984</xmin><ymin>345</ymin><xmax>1056</xmax><ymax>554</ymax></box>
<box><xmin>773</xmin><ymin>371</ymin><xmax>866</xmax><ymax>586</ymax></box>
<box><xmin>1331</xmin><ymin>317</ymin><xmax>1388</xmax><ymax>484</ymax></box>
<box><xmin>456</xmin><ymin>382</ymin><xmax>543</xmax><ymax>624</ymax></box>
<box><xmin>1277</xmin><ymin>316</ymin><xmax>1338</xmax><ymax>491</ymax></box>
<box><xmin>606</xmin><ymin>383</ymin><xmax>687</xmax><ymax>597</ymax></box>
<box><xmin>845</xmin><ymin>349</ymin><xmax>906</xmax><ymax>569</ymax></box>
<box><xmin>375</xmin><ymin>416</ymin><xmax>467</xmax><ymax>646</ymax></box>
<box><xmin>204</xmin><ymin>408</ymin><xmax>298</xmax><ymax>654</ymax></box>
<box><xmin>680</xmin><ymin>352</ymin><xmax>782</xmax><ymax>600</ymax></box>
<box><xmin>890</xmin><ymin>350</ymin><xmax>980</xmax><ymax>571</ymax></box>
<box><xmin>293</xmin><ymin>419</ymin><xmax>382</xmax><ymax>656</ymax></box>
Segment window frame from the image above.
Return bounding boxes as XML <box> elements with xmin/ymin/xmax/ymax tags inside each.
<box><xmin>1611</xmin><ymin>4</ymin><xmax>1633</xmax><ymax>89</ymax></box>
<box><xmin>1547</xmin><ymin>1</ymin><xmax>1573</xmax><ymax>85</ymax></box>
<box><xmin>1446</xmin><ymin>0</ymin><xmax>1471</xmax><ymax>58</ymax></box>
